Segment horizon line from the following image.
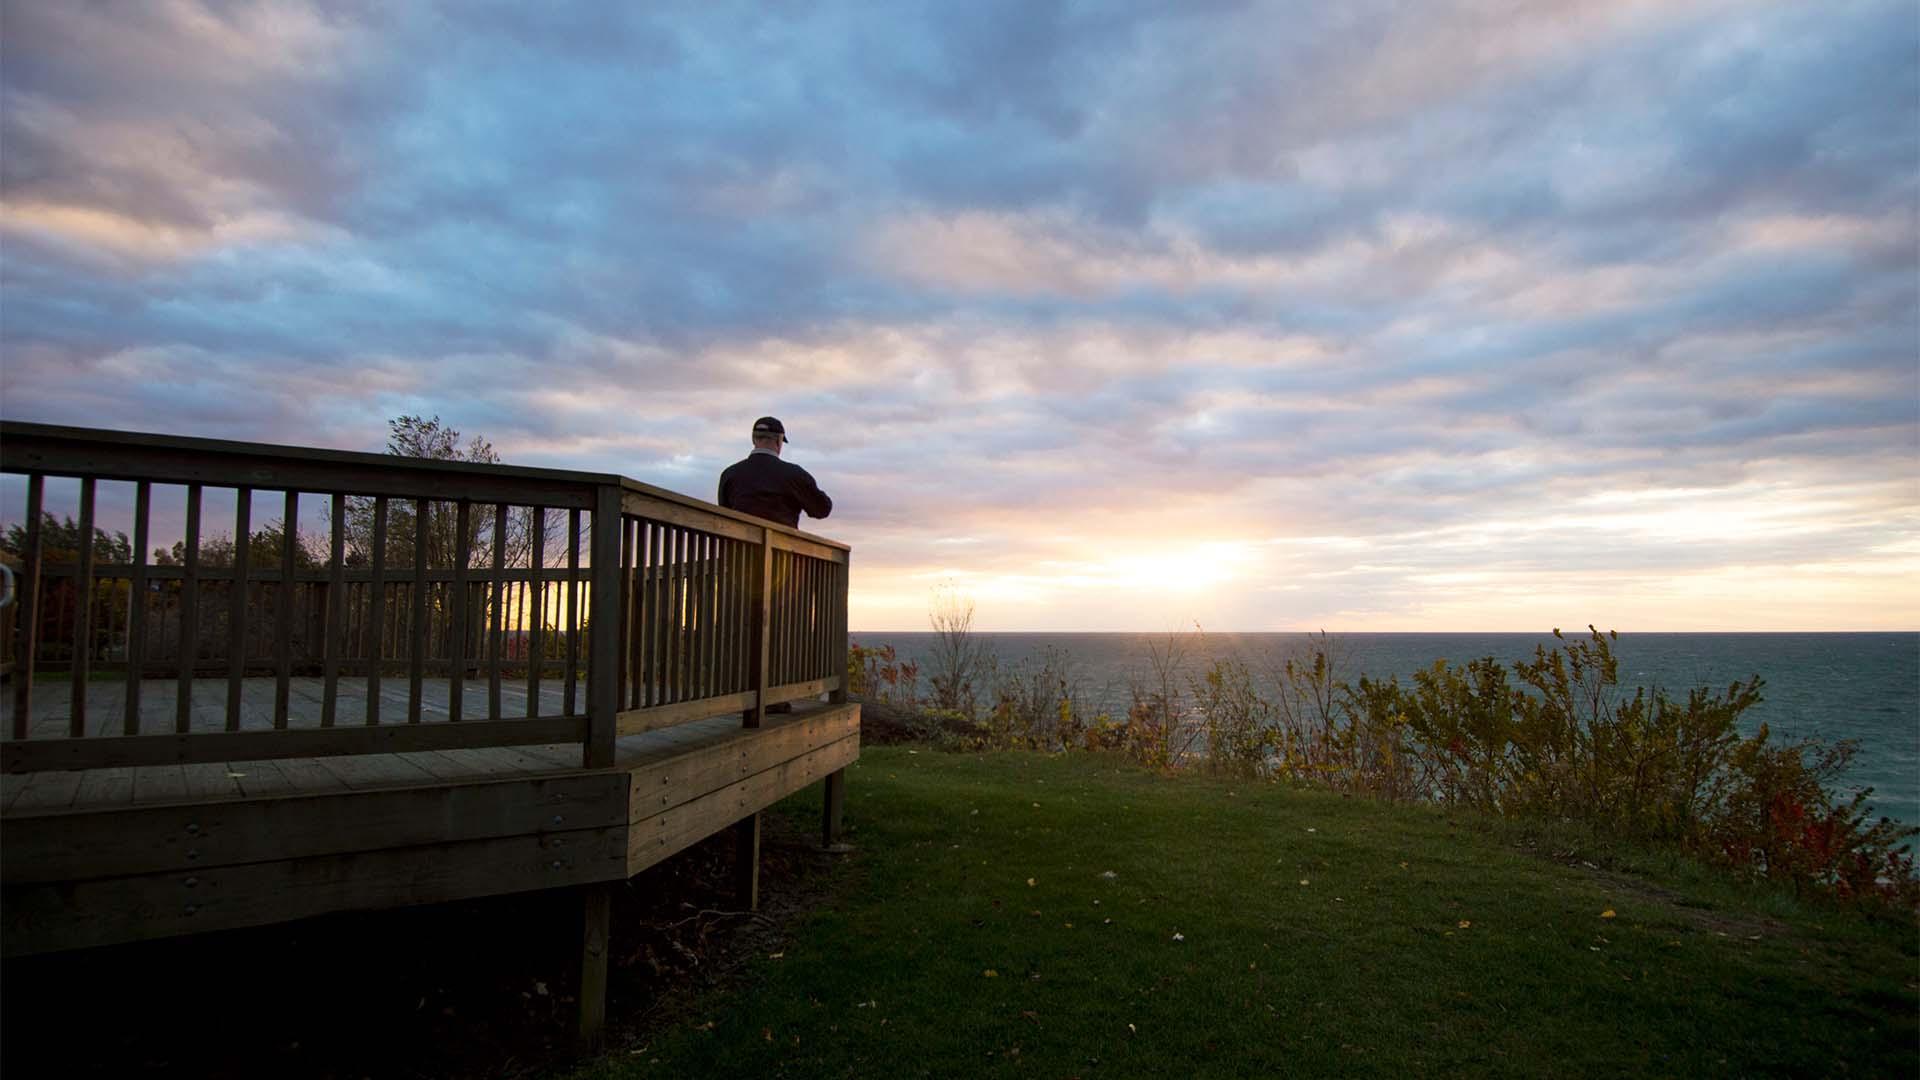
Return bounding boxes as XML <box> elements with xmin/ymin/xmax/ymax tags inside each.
<box><xmin>849</xmin><ymin>628</ymin><xmax>1920</xmax><ymax>635</ymax></box>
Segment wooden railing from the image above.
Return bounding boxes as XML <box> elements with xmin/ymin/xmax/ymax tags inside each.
<box><xmin>0</xmin><ymin>422</ymin><xmax>851</xmax><ymax>774</ymax></box>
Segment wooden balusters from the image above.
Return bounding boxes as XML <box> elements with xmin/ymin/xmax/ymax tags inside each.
<box><xmin>69</xmin><ymin>477</ymin><xmax>96</xmax><ymax>737</ymax></box>
<box><xmin>225</xmin><ymin>486</ymin><xmax>250</xmax><ymax>733</ymax></box>
<box><xmin>323</xmin><ymin>492</ymin><xmax>345</xmax><ymax>727</ymax></box>
<box><xmin>564</xmin><ymin>509</ymin><xmax>580</xmax><ymax>717</ymax></box>
<box><xmin>12</xmin><ymin>475</ymin><xmax>43</xmax><ymax>739</ymax></box>
<box><xmin>489</xmin><ymin>503</ymin><xmax>506</xmax><ymax>721</ymax></box>
<box><xmin>528</xmin><ymin>507</ymin><xmax>544</xmax><ymax>718</ymax></box>
<box><xmin>274</xmin><ymin>490</ymin><xmax>297</xmax><ymax>728</ymax></box>
<box><xmin>367</xmin><ymin>497</ymin><xmax>387</xmax><ymax>726</ymax></box>
<box><xmin>409</xmin><ymin>498</ymin><xmax>429</xmax><ymax>724</ymax></box>
<box><xmin>449</xmin><ymin>501</ymin><xmax>470</xmax><ymax>722</ymax></box>
<box><xmin>123</xmin><ymin>481</ymin><xmax>151</xmax><ymax>735</ymax></box>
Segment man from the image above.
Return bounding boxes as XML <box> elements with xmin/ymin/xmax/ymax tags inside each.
<box><xmin>717</xmin><ymin>416</ymin><xmax>832</xmax><ymax>528</ymax></box>
<box><xmin>719</xmin><ymin>417</ymin><xmax>833</xmax><ymax>717</ymax></box>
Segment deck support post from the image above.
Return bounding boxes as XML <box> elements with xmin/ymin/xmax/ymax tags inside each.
<box><xmin>734</xmin><ymin>812</ymin><xmax>761</xmax><ymax>910</ymax></box>
<box><xmin>576</xmin><ymin>881</ymin><xmax>613</xmax><ymax>1055</ymax></box>
<box><xmin>821</xmin><ymin>768</ymin><xmax>847</xmax><ymax>850</ymax></box>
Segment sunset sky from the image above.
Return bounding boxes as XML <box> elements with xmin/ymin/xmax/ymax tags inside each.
<box><xmin>1</xmin><ymin>1</ymin><xmax>1915</xmax><ymax>632</ymax></box>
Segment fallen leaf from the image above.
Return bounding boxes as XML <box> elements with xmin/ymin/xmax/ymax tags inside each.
<box><xmin>768</xmin><ymin>952</ymin><xmax>785</xmax><ymax>960</ymax></box>
<box><xmin>1127</xmin><ymin>1023</ymin><xmax>1137</xmax><ymax>1035</ymax></box>
<box><xmin>1172</xmin><ymin>932</ymin><xmax>1185</xmax><ymax>942</ymax></box>
<box><xmin>1100</xmin><ymin>870</ymin><xmax>1117</xmax><ymax>879</ymax></box>
<box><xmin>1601</xmin><ymin>909</ymin><xmax>1616</xmax><ymax>919</ymax></box>
<box><xmin>983</xmin><ymin>970</ymin><xmax>999</xmax><ymax>978</ymax></box>
<box><xmin>1027</xmin><ymin>878</ymin><xmax>1036</xmax><ymax>887</ymax></box>
<box><xmin>1299</xmin><ymin>879</ymin><xmax>1310</xmax><ymax>886</ymax></box>
<box><xmin>762</xmin><ymin>1028</ymin><xmax>773</xmax><ymax>1043</ymax></box>
<box><xmin>1457</xmin><ymin>920</ymin><xmax>1471</xmax><ymax>929</ymax></box>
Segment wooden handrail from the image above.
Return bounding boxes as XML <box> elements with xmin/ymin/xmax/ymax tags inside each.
<box><xmin>0</xmin><ymin>422</ymin><xmax>851</xmax><ymax>773</ymax></box>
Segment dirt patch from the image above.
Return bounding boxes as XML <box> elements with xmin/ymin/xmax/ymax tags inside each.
<box><xmin>1509</xmin><ymin>836</ymin><xmax>1791</xmax><ymax>940</ymax></box>
<box><xmin>1574</xmin><ymin>865</ymin><xmax>1789</xmax><ymax>939</ymax></box>
<box><xmin>1</xmin><ymin>810</ymin><xmax>854</xmax><ymax>1079</ymax></box>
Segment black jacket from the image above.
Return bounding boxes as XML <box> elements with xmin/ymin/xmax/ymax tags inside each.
<box><xmin>717</xmin><ymin>451</ymin><xmax>832</xmax><ymax>528</ymax></box>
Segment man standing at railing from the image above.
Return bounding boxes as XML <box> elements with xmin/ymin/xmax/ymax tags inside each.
<box><xmin>717</xmin><ymin>416</ymin><xmax>833</xmax><ymax>528</ymax></box>
<box><xmin>720</xmin><ymin>416</ymin><xmax>833</xmax><ymax>717</ymax></box>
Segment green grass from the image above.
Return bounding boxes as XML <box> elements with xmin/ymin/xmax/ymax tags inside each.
<box><xmin>578</xmin><ymin>747</ymin><xmax>1918</xmax><ymax>1079</ymax></box>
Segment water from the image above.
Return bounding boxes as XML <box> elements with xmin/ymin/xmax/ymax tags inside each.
<box><xmin>851</xmin><ymin>631</ymin><xmax>1920</xmax><ymax>825</ymax></box>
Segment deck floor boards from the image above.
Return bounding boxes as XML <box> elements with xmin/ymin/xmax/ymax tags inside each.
<box><xmin>1</xmin><ymin>677</ymin><xmax>598</xmax><ymax>813</ymax></box>
<box><xmin>2</xmin><ymin>679</ymin><xmax>823</xmax><ymax>816</ymax></box>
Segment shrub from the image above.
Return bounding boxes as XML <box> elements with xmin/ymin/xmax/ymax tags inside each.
<box><xmin>848</xmin><ymin>641</ymin><xmax>920</xmax><ymax>707</ymax></box>
<box><xmin>985</xmin><ymin>645</ymin><xmax>1090</xmax><ymax>751</ymax></box>
<box><xmin>1189</xmin><ymin>657</ymin><xmax>1274</xmax><ymax>776</ymax></box>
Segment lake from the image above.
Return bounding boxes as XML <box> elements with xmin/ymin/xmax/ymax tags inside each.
<box><xmin>849</xmin><ymin>631</ymin><xmax>1920</xmax><ymax>825</ymax></box>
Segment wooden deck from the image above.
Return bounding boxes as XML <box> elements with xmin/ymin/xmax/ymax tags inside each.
<box><xmin>2</xmin><ymin>678</ymin><xmax>858</xmax><ymax>957</ymax></box>
<box><xmin>0</xmin><ymin>421</ymin><xmax>858</xmax><ymax>1050</ymax></box>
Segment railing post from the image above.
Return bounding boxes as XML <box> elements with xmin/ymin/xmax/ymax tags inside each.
<box><xmin>10</xmin><ymin>474</ymin><xmax>43</xmax><ymax>740</ymax></box>
<box><xmin>585</xmin><ymin>484</ymin><xmax>621</xmax><ymax>768</ymax></box>
<box><xmin>829</xmin><ymin>551</ymin><xmax>849</xmax><ymax>705</ymax></box>
<box><xmin>747</xmin><ymin>529</ymin><xmax>772</xmax><ymax>728</ymax></box>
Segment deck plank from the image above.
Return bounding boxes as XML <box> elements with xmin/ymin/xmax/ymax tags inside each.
<box><xmin>73</xmin><ymin>766</ymin><xmax>137</xmax><ymax>811</ymax></box>
<box><xmin>316</xmin><ymin>753</ymin><xmax>436</xmax><ymax>792</ymax></box>
<box><xmin>11</xmin><ymin>770</ymin><xmax>85</xmax><ymax>813</ymax></box>
<box><xmin>263</xmin><ymin>756</ymin><xmax>349</xmax><ymax>796</ymax></box>
<box><xmin>393</xmin><ymin>749</ymin><xmax>489</xmax><ymax>782</ymax></box>
<box><xmin>182</xmin><ymin>763</ymin><xmax>244</xmax><ymax>802</ymax></box>
<box><xmin>231</xmin><ymin>759</ymin><xmax>298</xmax><ymax>798</ymax></box>
<box><xmin>130</xmin><ymin>765</ymin><xmax>189</xmax><ymax>806</ymax></box>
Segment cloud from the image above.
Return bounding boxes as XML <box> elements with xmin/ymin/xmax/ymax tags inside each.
<box><xmin>1</xmin><ymin>0</ymin><xmax>1914</xmax><ymax>630</ymax></box>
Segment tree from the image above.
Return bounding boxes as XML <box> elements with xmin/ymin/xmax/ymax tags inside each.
<box><xmin>340</xmin><ymin>415</ymin><xmax>559</xmax><ymax>572</ymax></box>
<box><xmin>153</xmin><ymin>519</ymin><xmax>324</xmax><ymax>569</ymax></box>
<box><xmin>1</xmin><ymin>513</ymin><xmax>133</xmax><ymax>564</ymax></box>
<box><xmin>926</xmin><ymin>585</ymin><xmax>994</xmax><ymax>717</ymax></box>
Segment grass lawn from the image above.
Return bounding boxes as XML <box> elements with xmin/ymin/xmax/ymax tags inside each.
<box><xmin>577</xmin><ymin>746</ymin><xmax>1917</xmax><ymax>1079</ymax></box>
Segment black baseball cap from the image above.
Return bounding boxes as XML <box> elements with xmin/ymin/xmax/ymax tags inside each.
<box><xmin>752</xmin><ymin>416</ymin><xmax>789</xmax><ymax>443</ymax></box>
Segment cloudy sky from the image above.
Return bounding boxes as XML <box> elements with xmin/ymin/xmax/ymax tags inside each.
<box><xmin>1</xmin><ymin>0</ymin><xmax>1915</xmax><ymax>631</ymax></box>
